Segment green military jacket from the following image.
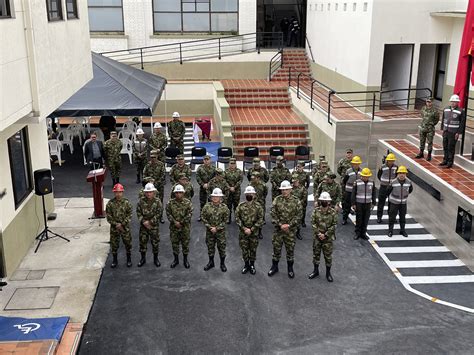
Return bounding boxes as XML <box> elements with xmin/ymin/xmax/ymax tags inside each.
<box><xmin>224</xmin><ymin>168</ymin><xmax>243</xmax><ymax>190</ymax></box>
<box><xmin>207</xmin><ymin>176</ymin><xmax>230</xmax><ymax>198</ymax></box>
<box><xmin>293</xmin><ymin>170</ymin><xmax>311</xmax><ymax>189</ymax></box>
<box><xmin>166</xmin><ymin>197</ymin><xmax>193</xmax><ymax>230</ymax></box>
<box><xmin>291</xmin><ymin>185</ymin><xmax>307</xmax><ymax>206</ymax></box>
<box><xmin>247</xmin><ymin>167</ymin><xmax>269</xmax><ymax>183</ymax></box>
<box><xmin>250</xmin><ymin>180</ymin><xmax>268</xmax><ymax>205</ymax></box>
<box><xmin>270</xmin><ymin>166</ymin><xmax>292</xmax><ymax>191</ymax></box>
<box><xmin>170</xmin><ymin>163</ymin><xmax>192</xmax><ymax>184</ymax></box>
<box><xmin>196</xmin><ymin>164</ymin><xmax>216</xmax><ymax>187</ymax></box>
<box><xmin>271</xmin><ymin>194</ymin><xmax>302</xmax><ymax>231</ymax></box>
<box><xmin>168</xmin><ymin>120</ymin><xmax>185</xmax><ymax>140</ymax></box>
<box><xmin>337</xmin><ymin>157</ymin><xmax>351</xmax><ymax>177</ymax></box>
<box><xmin>106</xmin><ymin>197</ymin><xmax>133</xmax><ymax>231</ymax></box>
<box><xmin>104</xmin><ymin>139</ymin><xmax>122</xmax><ymax>162</ymax></box>
<box><xmin>317</xmin><ymin>181</ymin><xmax>342</xmax><ymax>206</ymax></box>
<box><xmin>419</xmin><ymin>106</ymin><xmax>440</xmax><ymax>131</ymax></box>
<box><xmin>312</xmin><ymin>207</ymin><xmax>338</xmax><ymax>241</ymax></box>
<box><xmin>170</xmin><ymin>182</ymin><xmax>194</xmax><ymax>200</ymax></box>
<box><xmin>136</xmin><ymin>197</ymin><xmax>162</xmax><ymax>229</ymax></box>
<box><xmin>201</xmin><ymin>202</ymin><xmax>230</xmax><ymax>232</ymax></box>
<box><xmin>235</xmin><ymin>200</ymin><xmax>264</xmax><ymax>235</ymax></box>
<box><xmin>313</xmin><ymin>168</ymin><xmax>332</xmax><ymax>188</ymax></box>
<box><xmin>143</xmin><ymin>161</ymin><xmax>166</xmax><ymax>187</ymax></box>
<box><xmin>147</xmin><ymin>132</ymin><xmax>167</xmax><ymax>155</ymax></box>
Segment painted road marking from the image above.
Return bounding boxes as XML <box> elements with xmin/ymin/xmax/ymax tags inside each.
<box><xmin>367</xmin><ymin>223</ymin><xmax>424</xmax><ymax>230</ymax></box>
<box><xmin>403</xmin><ymin>275</ymin><xmax>474</xmax><ymax>284</ymax></box>
<box><xmin>378</xmin><ymin>246</ymin><xmax>450</xmax><ymax>254</ymax></box>
<box><xmin>369</xmin><ymin>234</ymin><xmax>435</xmax><ymax>241</ymax></box>
<box><xmin>390</xmin><ymin>259</ymin><xmax>465</xmax><ymax>268</ymax></box>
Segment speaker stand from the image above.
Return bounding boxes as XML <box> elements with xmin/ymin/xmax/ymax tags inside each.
<box><xmin>35</xmin><ymin>195</ymin><xmax>70</xmax><ymax>253</ymax></box>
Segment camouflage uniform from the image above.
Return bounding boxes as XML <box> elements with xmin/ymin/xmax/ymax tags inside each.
<box><xmin>201</xmin><ymin>202</ymin><xmax>230</xmax><ymax>257</ymax></box>
<box><xmin>224</xmin><ymin>163</ymin><xmax>243</xmax><ymax>215</ymax></box>
<box><xmin>419</xmin><ymin>105</ymin><xmax>440</xmax><ymax>153</ymax></box>
<box><xmin>106</xmin><ymin>197</ymin><xmax>133</xmax><ymax>253</ymax></box>
<box><xmin>247</xmin><ymin>165</ymin><xmax>269</xmax><ymax>183</ymax></box>
<box><xmin>166</xmin><ymin>197</ymin><xmax>193</xmax><ymax>255</ymax></box>
<box><xmin>250</xmin><ymin>174</ymin><xmax>268</xmax><ymax>217</ymax></box>
<box><xmin>235</xmin><ymin>199</ymin><xmax>264</xmax><ymax>262</ymax></box>
<box><xmin>291</xmin><ymin>181</ymin><xmax>307</xmax><ymax>235</ymax></box>
<box><xmin>168</xmin><ymin>119</ymin><xmax>186</xmax><ymax>153</ymax></box>
<box><xmin>207</xmin><ymin>172</ymin><xmax>230</xmax><ymax>205</ymax></box>
<box><xmin>196</xmin><ymin>163</ymin><xmax>216</xmax><ymax>211</ymax></box>
<box><xmin>147</xmin><ymin>131</ymin><xmax>167</xmax><ymax>162</ymax></box>
<box><xmin>271</xmin><ymin>194</ymin><xmax>302</xmax><ymax>261</ymax></box>
<box><xmin>136</xmin><ymin>196</ymin><xmax>162</xmax><ymax>254</ymax></box>
<box><xmin>317</xmin><ymin>179</ymin><xmax>342</xmax><ymax>207</ymax></box>
<box><xmin>104</xmin><ymin>138</ymin><xmax>122</xmax><ymax>182</ymax></box>
<box><xmin>293</xmin><ymin>169</ymin><xmax>311</xmax><ymax>189</ymax></box>
<box><xmin>313</xmin><ymin>165</ymin><xmax>332</xmax><ymax>189</ymax></box>
<box><xmin>133</xmin><ymin>137</ymin><xmax>147</xmax><ymax>180</ymax></box>
<box><xmin>311</xmin><ymin>206</ymin><xmax>338</xmax><ymax>266</ymax></box>
<box><xmin>337</xmin><ymin>157</ymin><xmax>352</xmax><ymax>177</ymax></box>
<box><xmin>270</xmin><ymin>164</ymin><xmax>292</xmax><ymax>201</ymax></box>
<box><xmin>143</xmin><ymin>158</ymin><xmax>166</xmax><ymax>217</ymax></box>
<box><xmin>170</xmin><ymin>162</ymin><xmax>192</xmax><ymax>184</ymax></box>
<box><xmin>170</xmin><ymin>181</ymin><xmax>194</xmax><ymax>200</ymax></box>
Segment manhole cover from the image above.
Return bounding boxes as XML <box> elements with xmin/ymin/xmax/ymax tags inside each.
<box><xmin>4</xmin><ymin>287</ymin><xmax>59</xmax><ymax>310</ymax></box>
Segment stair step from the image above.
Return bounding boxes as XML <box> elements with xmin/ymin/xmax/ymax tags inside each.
<box><xmin>232</xmin><ymin>125</ymin><xmax>307</xmax><ymax>132</ymax></box>
<box><xmin>454</xmin><ymin>154</ymin><xmax>474</xmax><ymax>173</ymax></box>
<box><xmin>234</xmin><ymin>140</ymin><xmax>309</xmax><ymax>147</ymax></box>
<box><xmin>406</xmin><ymin>134</ymin><xmax>444</xmax><ymax>155</ymax></box>
<box><xmin>233</xmin><ymin>132</ymin><xmax>308</xmax><ymax>140</ymax></box>
<box><xmin>225</xmin><ymin>93</ymin><xmax>289</xmax><ymax>98</ymax></box>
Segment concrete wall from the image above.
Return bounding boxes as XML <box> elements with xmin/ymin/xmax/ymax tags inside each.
<box><xmin>381</xmin><ymin>44</ymin><xmax>414</xmax><ymax>105</ymax></box>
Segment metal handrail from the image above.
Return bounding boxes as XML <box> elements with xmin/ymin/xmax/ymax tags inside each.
<box><xmin>268</xmin><ymin>49</ymin><xmax>283</xmax><ymax>81</ymax></box>
<box><xmin>305</xmin><ymin>34</ymin><xmax>315</xmax><ymax>63</ymax></box>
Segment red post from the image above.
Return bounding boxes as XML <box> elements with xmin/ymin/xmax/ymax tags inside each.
<box><xmin>87</xmin><ymin>168</ymin><xmax>106</xmax><ymax>218</ymax></box>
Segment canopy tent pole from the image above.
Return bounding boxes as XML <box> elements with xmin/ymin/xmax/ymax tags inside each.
<box><xmin>164</xmin><ymin>88</ymin><xmax>169</xmax><ymax>139</ymax></box>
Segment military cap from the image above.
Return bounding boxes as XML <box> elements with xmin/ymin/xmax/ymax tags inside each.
<box><xmin>251</xmin><ymin>171</ymin><xmax>261</xmax><ymax>177</ymax></box>
<box><xmin>318</xmin><ymin>154</ymin><xmax>326</xmax><ymax>160</ymax></box>
<box><xmin>328</xmin><ymin>173</ymin><xmax>337</xmax><ymax>179</ymax></box>
<box><xmin>346</xmin><ymin>148</ymin><xmax>353</xmax><ymax>153</ymax></box>
<box><xmin>110</xmin><ymin>131</ymin><xmax>117</xmax><ymax>135</ymax></box>
<box><xmin>297</xmin><ymin>160</ymin><xmax>306</xmax><ymax>166</ymax></box>
<box><xmin>426</xmin><ymin>97</ymin><xmax>433</xmax><ymax>102</ymax></box>
<box><xmin>253</xmin><ymin>157</ymin><xmax>260</xmax><ymax>163</ymax></box>
<box><xmin>320</xmin><ymin>160</ymin><xmax>328</xmax><ymax>166</ymax></box>
<box><xmin>215</xmin><ymin>168</ymin><xmax>224</xmax><ymax>174</ymax></box>
<box><xmin>143</xmin><ymin>176</ymin><xmax>155</xmax><ymax>183</ymax></box>
<box><xmin>204</xmin><ymin>154</ymin><xmax>211</xmax><ymax>159</ymax></box>
<box><xmin>229</xmin><ymin>157</ymin><xmax>237</xmax><ymax>163</ymax></box>
<box><xmin>177</xmin><ymin>154</ymin><xmax>184</xmax><ymax>159</ymax></box>
<box><xmin>291</xmin><ymin>174</ymin><xmax>299</xmax><ymax>182</ymax></box>
<box><xmin>178</xmin><ymin>173</ymin><xmax>189</xmax><ymax>180</ymax></box>
<box><xmin>276</xmin><ymin>156</ymin><xmax>284</xmax><ymax>161</ymax></box>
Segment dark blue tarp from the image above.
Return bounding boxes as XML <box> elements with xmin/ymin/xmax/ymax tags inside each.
<box><xmin>0</xmin><ymin>316</ymin><xmax>69</xmax><ymax>342</ymax></box>
<box><xmin>50</xmin><ymin>52</ymin><xmax>166</xmax><ymax>117</ymax></box>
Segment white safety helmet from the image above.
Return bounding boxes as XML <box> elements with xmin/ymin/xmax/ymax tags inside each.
<box><xmin>244</xmin><ymin>186</ymin><xmax>256</xmax><ymax>194</ymax></box>
<box><xmin>318</xmin><ymin>192</ymin><xmax>332</xmax><ymax>201</ymax></box>
<box><xmin>172</xmin><ymin>112</ymin><xmax>180</xmax><ymax>118</ymax></box>
<box><xmin>136</xmin><ymin>128</ymin><xmax>144</xmax><ymax>135</ymax></box>
<box><xmin>143</xmin><ymin>183</ymin><xmax>157</xmax><ymax>192</ymax></box>
<box><xmin>173</xmin><ymin>184</ymin><xmax>185</xmax><ymax>193</ymax></box>
<box><xmin>279</xmin><ymin>180</ymin><xmax>292</xmax><ymax>190</ymax></box>
<box><xmin>211</xmin><ymin>188</ymin><xmax>224</xmax><ymax>197</ymax></box>
<box><xmin>450</xmin><ymin>94</ymin><xmax>461</xmax><ymax>102</ymax></box>
<box><xmin>153</xmin><ymin>122</ymin><xmax>162</xmax><ymax>129</ymax></box>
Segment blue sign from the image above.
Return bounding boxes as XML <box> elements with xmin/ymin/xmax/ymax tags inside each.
<box><xmin>0</xmin><ymin>316</ymin><xmax>69</xmax><ymax>342</ymax></box>
<box><xmin>195</xmin><ymin>142</ymin><xmax>221</xmax><ymax>162</ymax></box>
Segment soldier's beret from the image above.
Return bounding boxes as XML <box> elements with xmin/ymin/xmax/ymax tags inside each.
<box><xmin>229</xmin><ymin>157</ymin><xmax>237</xmax><ymax>162</ymax></box>
<box><xmin>253</xmin><ymin>157</ymin><xmax>260</xmax><ymax>163</ymax></box>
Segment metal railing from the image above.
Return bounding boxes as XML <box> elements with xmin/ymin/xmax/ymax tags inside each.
<box><xmin>305</xmin><ymin>34</ymin><xmax>315</xmax><ymax>63</ymax></box>
<box><xmin>268</xmin><ymin>49</ymin><xmax>283</xmax><ymax>81</ymax></box>
<box><xmin>100</xmin><ymin>32</ymin><xmax>284</xmax><ymax>69</ymax></box>
<box><xmin>462</xmin><ymin>96</ymin><xmax>474</xmax><ymax>156</ymax></box>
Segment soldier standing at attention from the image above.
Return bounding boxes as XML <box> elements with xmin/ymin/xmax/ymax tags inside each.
<box><xmin>270</xmin><ymin>156</ymin><xmax>291</xmax><ymax>201</ymax></box>
<box><xmin>316</xmin><ymin>173</ymin><xmax>342</xmax><ymax>210</ymax></box>
<box><xmin>341</xmin><ymin>156</ymin><xmax>362</xmax><ymax>225</ymax></box>
<box><xmin>138</xmin><ymin>177</ymin><xmax>155</xmax><ymax>201</ymax></box>
<box><xmin>196</xmin><ymin>155</ymin><xmax>216</xmax><ymax>221</ymax></box>
<box><xmin>224</xmin><ymin>157</ymin><xmax>243</xmax><ymax>224</ymax></box>
<box><xmin>168</xmin><ymin>112</ymin><xmax>186</xmax><ymax>153</ymax></box>
<box><xmin>136</xmin><ymin>183</ymin><xmax>162</xmax><ymax>268</ymax></box>
<box><xmin>235</xmin><ymin>186</ymin><xmax>264</xmax><ymax>275</ymax></box>
<box><xmin>106</xmin><ymin>184</ymin><xmax>133</xmax><ymax>268</ymax></box>
<box><xmin>166</xmin><ymin>184</ymin><xmax>193</xmax><ymax>269</ymax></box>
<box><xmin>171</xmin><ymin>174</ymin><xmax>194</xmax><ymax>200</ymax></box>
<box><xmin>376</xmin><ymin>153</ymin><xmax>398</xmax><ymax>223</ymax></box>
<box><xmin>309</xmin><ymin>192</ymin><xmax>337</xmax><ymax>282</ymax></box>
<box><xmin>207</xmin><ymin>168</ymin><xmax>230</xmax><ymax>205</ymax></box>
<box><xmin>291</xmin><ymin>175</ymin><xmax>307</xmax><ymax>240</ymax></box>
<box><xmin>415</xmin><ymin>98</ymin><xmax>439</xmax><ymax>161</ymax></box>
<box><xmin>351</xmin><ymin>168</ymin><xmax>376</xmax><ymax>240</ymax></box>
<box><xmin>201</xmin><ymin>188</ymin><xmax>230</xmax><ymax>272</ymax></box>
<box><xmin>293</xmin><ymin>161</ymin><xmax>311</xmax><ymax>226</ymax></box>
<box><xmin>337</xmin><ymin>149</ymin><xmax>353</xmax><ymax>177</ymax></box>
<box><xmin>170</xmin><ymin>154</ymin><xmax>192</xmax><ymax>184</ymax></box>
<box><xmin>439</xmin><ymin>94</ymin><xmax>466</xmax><ymax>168</ymax></box>
<box><xmin>143</xmin><ymin>150</ymin><xmax>166</xmax><ymax>223</ymax></box>
<box><xmin>246</xmin><ymin>157</ymin><xmax>269</xmax><ymax>183</ymax></box>
<box><xmin>104</xmin><ymin>131</ymin><xmax>122</xmax><ymax>185</ymax></box>
<box><xmin>268</xmin><ymin>180</ymin><xmax>302</xmax><ymax>279</ymax></box>
<box><xmin>250</xmin><ymin>171</ymin><xmax>268</xmax><ymax>237</ymax></box>
<box><xmin>387</xmin><ymin>166</ymin><xmax>413</xmax><ymax>238</ymax></box>
<box><xmin>148</xmin><ymin>122</ymin><xmax>167</xmax><ymax>162</ymax></box>
<box><xmin>133</xmin><ymin>128</ymin><xmax>147</xmax><ymax>184</ymax></box>
<box><xmin>311</xmin><ymin>154</ymin><xmax>326</xmax><ymax>179</ymax></box>
<box><xmin>313</xmin><ymin>160</ymin><xmax>331</xmax><ymax>190</ymax></box>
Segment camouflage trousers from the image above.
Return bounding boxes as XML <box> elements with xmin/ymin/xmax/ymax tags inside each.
<box><xmin>157</xmin><ymin>185</ymin><xmax>164</xmax><ymax>219</ymax></box>
<box><xmin>135</xmin><ymin>156</ymin><xmax>146</xmax><ymax>177</ymax></box>
<box><xmin>206</xmin><ymin>230</ymin><xmax>226</xmax><ymax>258</ymax></box>
<box><xmin>170</xmin><ymin>226</ymin><xmax>190</xmax><ymax>255</ymax></box>
<box><xmin>170</xmin><ymin>138</ymin><xmax>184</xmax><ymax>154</ymax></box>
<box><xmin>199</xmin><ymin>187</ymin><xmax>208</xmax><ymax>211</ymax></box>
<box><xmin>301</xmin><ymin>198</ymin><xmax>308</xmax><ymax>224</ymax></box>
<box><xmin>272</xmin><ymin>229</ymin><xmax>296</xmax><ymax>262</ymax></box>
<box><xmin>239</xmin><ymin>233</ymin><xmax>259</xmax><ymax>261</ymax></box>
<box><xmin>108</xmin><ymin>159</ymin><xmax>121</xmax><ymax>179</ymax></box>
<box><xmin>227</xmin><ymin>191</ymin><xmax>240</xmax><ymax>213</ymax></box>
<box><xmin>419</xmin><ymin>128</ymin><xmax>435</xmax><ymax>152</ymax></box>
<box><xmin>258</xmin><ymin>199</ymin><xmax>266</xmax><ymax>221</ymax></box>
<box><xmin>139</xmin><ymin>227</ymin><xmax>159</xmax><ymax>254</ymax></box>
<box><xmin>110</xmin><ymin>228</ymin><xmax>132</xmax><ymax>253</ymax></box>
<box><xmin>313</xmin><ymin>238</ymin><xmax>333</xmax><ymax>266</ymax></box>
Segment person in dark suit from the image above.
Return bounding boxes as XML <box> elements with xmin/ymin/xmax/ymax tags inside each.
<box><xmin>84</xmin><ymin>132</ymin><xmax>105</xmax><ymax>170</ymax></box>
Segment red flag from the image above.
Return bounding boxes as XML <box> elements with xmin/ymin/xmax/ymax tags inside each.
<box><xmin>454</xmin><ymin>0</ymin><xmax>474</xmax><ymax>107</ymax></box>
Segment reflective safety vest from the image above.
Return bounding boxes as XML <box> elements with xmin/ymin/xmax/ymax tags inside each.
<box><xmin>379</xmin><ymin>164</ymin><xmax>398</xmax><ymax>186</ymax></box>
<box><xmin>442</xmin><ymin>107</ymin><xmax>463</xmax><ymax>133</ymax></box>
<box><xmin>134</xmin><ymin>139</ymin><xmax>147</xmax><ymax>154</ymax></box>
<box><xmin>355</xmin><ymin>180</ymin><xmax>374</xmax><ymax>204</ymax></box>
<box><xmin>345</xmin><ymin>168</ymin><xmax>361</xmax><ymax>192</ymax></box>
<box><xmin>389</xmin><ymin>179</ymin><xmax>412</xmax><ymax>205</ymax></box>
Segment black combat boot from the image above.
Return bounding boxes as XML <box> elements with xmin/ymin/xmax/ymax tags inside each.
<box><xmin>301</xmin><ymin>218</ymin><xmax>306</xmax><ymax>228</ymax></box>
<box><xmin>160</xmin><ymin>216</ymin><xmax>165</xmax><ymax>224</ymax></box>
<box><xmin>126</xmin><ymin>253</ymin><xmax>132</xmax><ymax>267</ymax></box>
<box><xmin>111</xmin><ymin>253</ymin><xmax>118</xmax><ymax>268</ymax></box>
<box><xmin>415</xmin><ymin>150</ymin><xmax>424</xmax><ymax>159</ymax></box>
<box><xmin>204</xmin><ymin>256</ymin><xmax>215</xmax><ymax>271</ymax></box>
<box><xmin>296</xmin><ymin>228</ymin><xmax>303</xmax><ymax>240</ymax></box>
<box><xmin>116</xmin><ymin>178</ymin><xmax>120</xmax><ymax>183</ymax></box>
<box><xmin>228</xmin><ymin>211</ymin><xmax>232</xmax><ymax>224</ymax></box>
<box><xmin>401</xmin><ymin>230</ymin><xmax>408</xmax><ymax>238</ymax></box>
<box><xmin>241</xmin><ymin>261</ymin><xmax>250</xmax><ymax>274</ymax></box>
<box><xmin>112</xmin><ymin>178</ymin><xmax>116</xmax><ymax>186</ymax></box>
<box><xmin>138</xmin><ymin>252</ymin><xmax>146</xmax><ymax>267</ymax></box>
<box><xmin>426</xmin><ymin>150</ymin><xmax>432</xmax><ymax>161</ymax></box>
<box><xmin>287</xmin><ymin>261</ymin><xmax>295</xmax><ymax>279</ymax></box>
<box><xmin>136</xmin><ymin>174</ymin><xmax>141</xmax><ymax>184</ymax></box>
<box><xmin>220</xmin><ymin>256</ymin><xmax>227</xmax><ymax>272</ymax></box>
<box><xmin>326</xmin><ymin>266</ymin><xmax>334</xmax><ymax>282</ymax></box>
<box><xmin>388</xmin><ymin>231</ymin><xmax>393</xmax><ymax>238</ymax></box>
<box><xmin>183</xmin><ymin>254</ymin><xmax>190</xmax><ymax>269</ymax></box>
<box><xmin>439</xmin><ymin>161</ymin><xmax>447</xmax><ymax>166</ymax></box>
<box><xmin>0</xmin><ymin>281</ymin><xmax>7</xmax><ymax>287</ymax></box>
<box><xmin>170</xmin><ymin>253</ymin><xmax>179</xmax><ymax>268</ymax></box>
<box><xmin>153</xmin><ymin>253</ymin><xmax>161</xmax><ymax>267</ymax></box>
<box><xmin>308</xmin><ymin>264</ymin><xmax>319</xmax><ymax>279</ymax></box>
<box><xmin>258</xmin><ymin>229</ymin><xmax>263</xmax><ymax>240</ymax></box>
<box><xmin>249</xmin><ymin>261</ymin><xmax>256</xmax><ymax>275</ymax></box>
<box><xmin>268</xmin><ymin>260</ymin><xmax>279</xmax><ymax>277</ymax></box>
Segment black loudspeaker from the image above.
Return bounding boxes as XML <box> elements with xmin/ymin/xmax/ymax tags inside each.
<box><xmin>34</xmin><ymin>169</ymin><xmax>53</xmax><ymax>196</ymax></box>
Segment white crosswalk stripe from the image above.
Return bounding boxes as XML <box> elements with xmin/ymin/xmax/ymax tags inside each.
<box><xmin>390</xmin><ymin>260</ymin><xmax>465</xmax><ymax>268</ymax></box>
<box><xmin>378</xmin><ymin>246</ymin><xmax>450</xmax><ymax>254</ymax></box>
<box><xmin>402</xmin><ymin>275</ymin><xmax>474</xmax><ymax>284</ymax></box>
<box><xmin>369</xmin><ymin>234</ymin><xmax>435</xmax><ymax>241</ymax></box>
<box><xmin>367</xmin><ymin>223</ymin><xmax>423</xmax><ymax>230</ymax></box>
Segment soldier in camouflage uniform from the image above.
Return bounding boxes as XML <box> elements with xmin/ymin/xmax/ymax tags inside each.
<box><xmin>201</xmin><ymin>188</ymin><xmax>230</xmax><ymax>272</ymax></box>
<box><xmin>291</xmin><ymin>175</ymin><xmax>307</xmax><ymax>240</ymax></box>
<box><xmin>104</xmin><ymin>131</ymin><xmax>122</xmax><ymax>185</ymax></box>
<box><xmin>168</xmin><ymin>112</ymin><xmax>186</xmax><ymax>153</ymax></box>
<box><xmin>270</xmin><ymin>156</ymin><xmax>292</xmax><ymax>201</ymax></box>
<box><xmin>133</xmin><ymin>128</ymin><xmax>147</xmax><ymax>184</ymax></box>
<box><xmin>246</xmin><ymin>157</ymin><xmax>269</xmax><ymax>183</ymax></box>
<box><xmin>196</xmin><ymin>155</ymin><xmax>216</xmax><ymax>220</ymax></box>
<box><xmin>224</xmin><ymin>157</ymin><xmax>243</xmax><ymax>224</ymax></box>
<box><xmin>143</xmin><ymin>151</ymin><xmax>166</xmax><ymax>223</ymax></box>
<box><xmin>250</xmin><ymin>171</ymin><xmax>268</xmax><ymax>237</ymax></box>
<box><xmin>235</xmin><ymin>186</ymin><xmax>264</xmax><ymax>275</ymax></box>
<box><xmin>316</xmin><ymin>173</ymin><xmax>342</xmax><ymax>210</ymax></box>
<box><xmin>293</xmin><ymin>161</ymin><xmax>311</xmax><ymax>226</ymax></box>
<box><xmin>166</xmin><ymin>184</ymin><xmax>193</xmax><ymax>269</ymax></box>
<box><xmin>309</xmin><ymin>192</ymin><xmax>337</xmax><ymax>282</ymax></box>
<box><xmin>313</xmin><ymin>160</ymin><xmax>331</xmax><ymax>189</ymax></box>
<box><xmin>106</xmin><ymin>183</ymin><xmax>133</xmax><ymax>268</ymax></box>
<box><xmin>415</xmin><ymin>98</ymin><xmax>440</xmax><ymax>161</ymax></box>
<box><xmin>311</xmin><ymin>154</ymin><xmax>326</xmax><ymax>180</ymax></box>
<box><xmin>138</xmin><ymin>177</ymin><xmax>155</xmax><ymax>201</ymax></box>
<box><xmin>136</xmin><ymin>183</ymin><xmax>163</xmax><ymax>268</ymax></box>
<box><xmin>171</xmin><ymin>174</ymin><xmax>194</xmax><ymax>200</ymax></box>
<box><xmin>207</xmin><ymin>168</ymin><xmax>229</xmax><ymax>205</ymax></box>
<box><xmin>170</xmin><ymin>154</ymin><xmax>192</xmax><ymax>184</ymax></box>
<box><xmin>337</xmin><ymin>148</ymin><xmax>353</xmax><ymax>177</ymax></box>
<box><xmin>148</xmin><ymin>122</ymin><xmax>167</xmax><ymax>162</ymax></box>
<box><xmin>268</xmin><ymin>180</ymin><xmax>302</xmax><ymax>279</ymax></box>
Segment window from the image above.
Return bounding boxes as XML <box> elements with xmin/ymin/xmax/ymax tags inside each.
<box><xmin>363</xmin><ymin>2</ymin><xmax>368</xmax><ymax>11</ymax></box>
<box><xmin>335</xmin><ymin>3</ymin><xmax>338</xmax><ymax>11</ymax></box>
<box><xmin>66</xmin><ymin>0</ymin><xmax>78</xmax><ymax>19</ymax></box>
<box><xmin>353</xmin><ymin>2</ymin><xmax>356</xmax><ymax>11</ymax></box>
<box><xmin>8</xmin><ymin>128</ymin><xmax>32</xmax><ymax>209</ymax></box>
<box><xmin>46</xmin><ymin>0</ymin><xmax>63</xmax><ymax>21</ymax></box>
<box><xmin>343</xmin><ymin>3</ymin><xmax>347</xmax><ymax>11</ymax></box>
<box><xmin>327</xmin><ymin>3</ymin><xmax>330</xmax><ymax>11</ymax></box>
<box><xmin>434</xmin><ymin>44</ymin><xmax>449</xmax><ymax>100</ymax></box>
<box><xmin>153</xmin><ymin>0</ymin><xmax>238</xmax><ymax>33</ymax></box>
<box><xmin>88</xmin><ymin>0</ymin><xmax>124</xmax><ymax>32</ymax></box>
<box><xmin>0</xmin><ymin>0</ymin><xmax>12</xmax><ymax>18</ymax></box>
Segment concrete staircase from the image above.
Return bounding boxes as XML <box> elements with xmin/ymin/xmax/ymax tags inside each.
<box><xmin>271</xmin><ymin>48</ymin><xmax>312</xmax><ymax>82</ymax></box>
<box><xmin>224</xmin><ymin>86</ymin><xmax>291</xmax><ymax>109</ymax></box>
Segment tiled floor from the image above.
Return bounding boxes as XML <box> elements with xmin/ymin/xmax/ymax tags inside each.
<box><xmin>0</xmin><ymin>340</ymin><xmax>58</xmax><ymax>354</ymax></box>
<box><xmin>222</xmin><ymin>79</ymin><xmax>288</xmax><ymax>90</ymax></box>
<box><xmin>386</xmin><ymin>139</ymin><xmax>474</xmax><ymax>199</ymax></box>
<box><xmin>229</xmin><ymin>107</ymin><xmax>304</xmax><ymax>126</ymax></box>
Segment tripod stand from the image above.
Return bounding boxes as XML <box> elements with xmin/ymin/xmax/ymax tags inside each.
<box><xmin>35</xmin><ymin>194</ymin><xmax>70</xmax><ymax>253</ymax></box>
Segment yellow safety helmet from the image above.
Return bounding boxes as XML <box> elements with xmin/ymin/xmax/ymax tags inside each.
<box><xmin>360</xmin><ymin>168</ymin><xmax>372</xmax><ymax>177</ymax></box>
<box><xmin>351</xmin><ymin>155</ymin><xmax>362</xmax><ymax>164</ymax></box>
<box><xmin>386</xmin><ymin>153</ymin><xmax>396</xmax><ymax>161</ymax></box>
<box><xmin>397</xmin><ymin>165</ymin><xmax>408</xmax><ymax>174</ymax></box>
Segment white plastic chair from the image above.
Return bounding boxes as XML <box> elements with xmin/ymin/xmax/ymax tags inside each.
<box><xmin>118</xmin><ymin>129</ymin><xmax>136</xmax><ymax>142</ymax></box>
<box><xmin>120</xmin><ymin>138</ymin><xmax>133</xmax><ymax>164</ymax></box>
<box><xmin>94</xmin><ymin>129</ymin><xmax>105</xmax><ymax>142</ymax></box>
<box><xmin>74</xmin><ymin>117</ymin><xmax>91</xmax><ymax>134</ymax></box>
<box><xmin>57</xmin><ymin>129</ymin><xmax>74</xmax><ymax>154</ymax></box>
<box><xmin>68</xmin><ymin>124</ymin><xmax>83</xmax><ymax>145</ymax></box>
<box><xmin>48</xmin><ymin>139</ymin><xmax>62</xmax><ymax>166</ymax></box>
<box><xmin>122</xmin><ymin>120</ymin><xmax>137</xmax><ymax>132</ymax></box>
